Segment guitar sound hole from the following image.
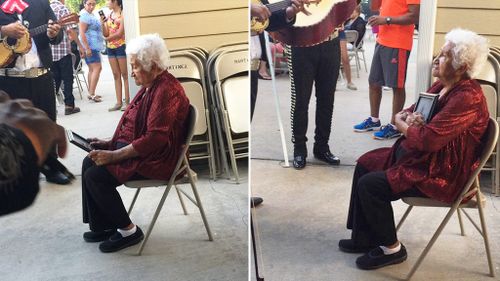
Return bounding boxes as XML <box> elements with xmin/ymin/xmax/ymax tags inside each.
<box><xmin>5</xmin><ymin>37</ymin><xmax>18</xmax><ymax>49</ymax></box>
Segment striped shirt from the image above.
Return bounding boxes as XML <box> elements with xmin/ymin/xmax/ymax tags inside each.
<box><xmin>50</xmin><ymin>0</ymin><xmax>72</xmax><ymax>62</ymax></box>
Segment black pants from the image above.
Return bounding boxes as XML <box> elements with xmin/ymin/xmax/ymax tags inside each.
<box><xmin>0</xmin><ymin>72</ymin><xmax>56</xmax><ymax>121</ymax></box>
<box><xmin>346</xmin><ymin>164</ymin><xmax>426</xmax><ymax>247</ymax></box>
<box><xmin>82</xmin><ymin>157</ymin><xmax>132</xmax><ymax>232</ymax></box>
<box><xmin>52</xmin><ymin>54</ymin><xmax>75</xmax><ymax>107</ymax></box>
<box><xmin>286</xmin><ymin>38</ymin><xmax>340</xmax><ymax>156</ymax></box>
<box><xmin>251</xmin><ymin>70</ymin><xmax>258</xmax><ymax>120</ymax></box>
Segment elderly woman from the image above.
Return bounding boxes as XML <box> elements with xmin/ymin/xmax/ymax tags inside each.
<box><xmin>339</xmin><ymin>28</ymin><xmax>489</xmax><ymax>270</ymax></box>
<box><xmin>81</xmin><ymin>34</ymin><xmax>189</xmax><ymax>253</ymax></box>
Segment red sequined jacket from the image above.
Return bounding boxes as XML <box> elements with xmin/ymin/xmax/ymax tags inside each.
<box><xmin>106</xmin><ymin>71</ymin><xmax>190</xmax><ymax>183</ymax></box>
<box><xmin>358</xmin><ymin>79</ymin><xmax>489</xmax><ymax>203</ymax></box>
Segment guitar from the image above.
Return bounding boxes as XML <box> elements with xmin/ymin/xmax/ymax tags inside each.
<box><xmin>0</xmin><ymin>13</ymin><xmax>79</xmax><ymax>68</ymax></box>
<box><xmin>269</xmin><ymin>0</ymin><xmax>357</xmax><ymax>47</ymax></box>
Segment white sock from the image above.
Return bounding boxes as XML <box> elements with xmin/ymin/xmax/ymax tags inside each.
<box><xmin>370</xmin><ymin>117</ymin><xmax>380</xmax><ymax>122</ymax></box>
<box><xmin>118</xmin><ymin>225</ymin><xmax>137</xmax><ymax>237</ymax></box>
<box><xmin>380</xmin><ymin>242</ymin><xmax>401</xmax><ymax>255</ymax></box>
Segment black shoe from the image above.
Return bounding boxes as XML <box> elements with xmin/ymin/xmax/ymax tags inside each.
<box><xmin>293</xmin><ymin>155</ymin><xmax>306</xmax><ymax>169</ymax></box>
<box><xmin>83</xmin><ymin>229</ymin><xmax>116</xmax><ymax>243</ymax></box>
<box><xmin>251</xmin><ymin>197</ymin><xmax>263</xmax><ymax>208</ymax></box>
<box><xmin>44</xmin><ymin>170</ymin><xmax>71</xmax><ymax>185</ymax></box>
<box><xmin>314</xmin><ymin>151</ymin><xmax>340</xmax><ymax>165</ymax></box>
<box><xmin>338</xmin><ymin>239</ymin><xmax>373</xmax><ymax>253</ymax></box>
<box><xmin>65</xmin><ymin>106</ymin><xmax>81</xmax><ymax>115</ymax></box>
<box><xmin>356</xmin><ymin>244</ymin><xmax>407</xmax><ymax>270</ymax></box>
<box><xmin>99</xmin><ymin>227</ymin><xmax>144</xmax><ymax>253</ymax></box>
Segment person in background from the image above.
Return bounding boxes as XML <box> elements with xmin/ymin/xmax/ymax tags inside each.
<box><xmin>101</xmin><ymin>0</ymin><xmax>130</xmax><ymax>112</ymax></box>
<box><xmin>339</xmin><ymin>28</ymin><xmax>357</xmax><ymax>91</ymax></box>
<box><xmin>79</xmin><ymin>0</ymin><xmax>103</xmax><ymax>102</ymax></box>
<box><xmin>50</xmin><ymin>0</ymin><xmax>82</xmax><ymax>115</ymax></box>
<box><xmin>353</xmin><ymin>0</ymin><xmax>420</xmax><ymax>140</ymax></box>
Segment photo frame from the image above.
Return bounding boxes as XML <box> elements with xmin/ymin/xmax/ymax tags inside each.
<box><xmin>414</xmin><ymin>92</ymin><xmax>439</xmax><ymax>123</ymax></box>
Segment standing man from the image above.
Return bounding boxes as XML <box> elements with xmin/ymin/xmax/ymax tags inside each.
<box><xmin>287</xmin><ymin>26</ymin><xmax>342</xmax><ymax>169</ymax></box>
<box><xmin>0</xmin><ymin>0</ymin><xmax>72</xmax><ymax>185</ymax></box>
<box><xmin>250</xmin><ymin>0</ymin><xmax>305</xmax><ymax>207</ymax></box>
<box><xmin>353</xmin><ymin>0</ymin><xmax>420</xmax><ymax>140</ymax></box>
<box><xmin>50</xmin><ymin>0</ymin><xmax>81</xmax><ymax>115</ymax></box>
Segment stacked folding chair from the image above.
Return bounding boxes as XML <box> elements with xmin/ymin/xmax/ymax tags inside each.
<box><xmin>477</xmin><ymin>49</ymin><xmax>500</xmax><ymax>196</ymax></box>
<box><xmin>206</xmin><ymin>43</ymin><xmax>249</xmax><ymax>183</ymax></box>
<box><xmin>169</xmin><ymin>47</ymin><xmax>216</xmax><ymax>180</ymax></box>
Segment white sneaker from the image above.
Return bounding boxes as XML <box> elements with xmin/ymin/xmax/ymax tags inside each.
<box><xmin>347</xmin><ymin>82</ymin><xmax>357</xmax><ymax>90</ymax></box>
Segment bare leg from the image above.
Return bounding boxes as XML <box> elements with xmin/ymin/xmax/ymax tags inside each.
<box><xmin>258</xmin><ymin>60</ymin><xmax>271</xmax><ymax>79</ymax></box>
<box><xmin>340</xmin><ymin>40</ymin><xmax>352</xmax><ymax>84</ymax></box>
<box><xmin>108</xmin><ymin>57</ymin><xmax>122</xmax><ymax>105</ymax></box>
<box><xmin>88</xmin><ymin>62</ymin><xmax>102</xmax><ymax>97</ymax></box>
<box><xmin>391</xmin><ymin>88</ymin><xmax>406</xmax><ymax>124</ymax></box>
<box><xmin>369</xmin><ymin>82</ymin><xmax>383</xmax><ymax>119</ymax></box>
<box><xmin>117</xmin><ymin>57</ymin><xmax>130</xmax><ymax>103</ymax></box>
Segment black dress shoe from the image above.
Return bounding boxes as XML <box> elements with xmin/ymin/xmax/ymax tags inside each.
<box><xmin>356</xmin><ymin>244</ymin><xmax>407</xmax><ymax>270</ymax></box>
<box><xmin>99</xmin><ymin>227</ymin><xmax>144</xmax><ymax>253</ymax></box>
<box><xmin>314</xmin><ymin>151</ymin><xmax>340</xmax><ymax>165</ymax></box>
<box><xmin>83</xmin><ymin>230</ymin><xmax>116</xmax><ymax>243</ymax></box>
<box><xmin>338</xmin><ymin>239</ymin><xmax>373</xmax><ymax>253</ymax></box>
<box><xmin>251</xmin><ymin>197</ymin><xmax>263</xmax><ymax>208</ymax></box>
<box><xmin>293</xmin><ymin>155</ymin><xmax>306</xmax><ymax>169</ymax></box>
<box><xmin>44</xmin><ymin>170</ymin><xmax>71</xmax><ymax>185</ymax></box>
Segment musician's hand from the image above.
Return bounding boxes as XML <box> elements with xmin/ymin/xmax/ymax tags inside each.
<box><xmin>0</xmin><ymin>91</ymin><xmax>67</xmax><ymax>166</ymax></box>
<box><xmin>47</xmin><ymin>20</ymin><xmax>61</xmax><ymax>39</ymax></box>
<box><xmin>287</xmin><ymin>0</ymin><xmax>311</xmax><ymax>18</ymax></box>
<box><xmin>1</xmin><ymin>22</ymin><xmax>26</xmax><ymax>39</ymax></box>
<box><xmin>367</xmin><ymin>15</ymin><xmax>385</xmax><ymax>26</ymax></box>
<box><xmin>251</xmin><ymin>3</ymin><xmax>271</xmax><ymax>22</ymax></box>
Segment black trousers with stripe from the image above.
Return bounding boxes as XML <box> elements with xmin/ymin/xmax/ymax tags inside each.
<box><xmin>286</xmin><ymin>38</ymin><xmax>340</xmax><ymax>156</ymax></box>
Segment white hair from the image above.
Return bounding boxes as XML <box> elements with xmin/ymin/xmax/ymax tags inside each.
<box><xmin>444</xmin><ymin>28</ymin><xmax>489</xmax><ymax>78</ymax></box>
<box><xmin>126</xmin><ymin>34</ymin><xmax>170</xmax><ymax>72</ymax></box>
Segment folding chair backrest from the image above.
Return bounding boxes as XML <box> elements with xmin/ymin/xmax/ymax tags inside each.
<box><xmin>168</xmin><ymin>52</ymin><xmax>208</xmax><ymax>136</ymax></box>
<box><xmin>344</xmin><ymin>30</ymin><xmax>358</xmax><ymax>47</ymax></box>
<box><xmin>214</xmin><ymin>49</ymin><xmax>249</xmax><ymax>134</ymax></box>
<box><xmin>476</xmin><ymin>54</ymin><xmax>498</xmax><ymax>86</ymax></box>
<box><xmin>456</xmin><ymin>118</ymin><xmax>498</xmax><ymax>202</ymax></box>
<box><xmin>172</xmin><ymin>105</ymin><xmax>198</xmax><ymax>173</ymax></box>
<box><xmin>480</xmin><ymin>84</ymin><xmax>497</xmax><ymax>118</ymax></box>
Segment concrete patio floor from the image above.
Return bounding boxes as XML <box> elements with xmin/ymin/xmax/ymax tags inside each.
<box><xmin>0</xmin><ymin>57</ymin><xmax>248</xmax><ymax>281</ymax></box>
<box><xmin>251</xmin><ymin>36</ymin><xmax>500</xmax><ymax>281</ymax></box>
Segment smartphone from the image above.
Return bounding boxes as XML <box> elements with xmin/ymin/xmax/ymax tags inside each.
<box><xmin>98</xmin><ymin>10</ymin><xmax>106</xmax><ymax>21</ymax></box>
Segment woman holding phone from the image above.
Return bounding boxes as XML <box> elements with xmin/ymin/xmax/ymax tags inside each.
<box><xmin>101</xmin><ymin>0</ymin><xmax>130</xmax><ymax>111</ymax></box>
<box><xmin>79</xmin><ymin>0</ymin><xmax>104</xmax><ymax>102</ymax></box>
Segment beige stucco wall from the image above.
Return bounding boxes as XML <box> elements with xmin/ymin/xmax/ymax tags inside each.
<box><xmin>434</xmin><ymin>0</ymin><xmax>500</xmax><ymax>54</ymax></box>
<box><xmin>136</xmin><ymin>0</ymin><xmax>248</xmax><ymax>52</ymax></box>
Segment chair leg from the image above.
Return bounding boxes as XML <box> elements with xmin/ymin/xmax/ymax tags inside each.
<box><xmin>127</xmin><ymin>188</ymin><xmax>141</xmax><ymax>215</ymax></box>
<box><xmin>496</xmin><ymin>143</ymin><xmax>500</xmax><ymax>196</ymax></box>
<box><xmin>136</xmin><ymin>184</ymin><xmax>175</xmax><ymax>255</ymax></box>
<box><xmin>456</xmin><ymin>209</ymin><xmax>465</xmax><ymax>236</ymax></box>
<box><xmin>175</xmin><ymin>185</ymin><xmax>189</xmax><ymax>215</ymax></box>
<box><xmin>188</xmin><ymin>168</ymin><xmax>214</xmax><ymax>241</ymax></box>
<box><xmin>405</xmin><ymin>208</ymin><xmax>457</xmax><ymax>281</ymax></box>
<box><xmin>361</xmin><ymin>50</ymin><xmax>368</xmax><ymax>72</ymax></box>
<box><xmin>223</xmin><ymin>110</ymin><xmax>240</xmax><ymax>183</ymax></box>
<box><xmin>476</xmin><ymin>193</ymin><xmax>496</xmax><ymax>277</ymax></box>
<box><xmin>396</xmin><ymin>205</ymin><xmax>413</xmax><ymax>232</ymax></box>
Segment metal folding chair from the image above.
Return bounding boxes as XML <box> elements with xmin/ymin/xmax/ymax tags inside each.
<box><xmin>396</xmin><ymin>117</ymin><xmax>498</xmax><ymax>280</ymax></box>
<box><xmin>124</xmin><ymin>105</ymin><xmax>213</xmax><ymax>255</ymax></box>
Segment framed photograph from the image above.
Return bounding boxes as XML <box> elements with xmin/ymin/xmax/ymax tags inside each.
<box><xmin>66</xmin><ymin>129</ymin><xmax>92</xmax><ymax>152</ymax></box>
<box><xmin>414</xmin><ymin>92</ymin><xmax>439</xmax><ymax>123</ymax></box>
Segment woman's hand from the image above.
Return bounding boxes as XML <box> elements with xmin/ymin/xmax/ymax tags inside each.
<box><xmin>87</xmin><ymin>138</ymin><xmax>109</xmax><ymax>150</ymax></box>
<box><xmin>394</xmin><ymin>110</ymin><xmax>409</xmax><ymax>135</ymax></box>
<box><xmin>88</xmin><ymin>150</ymin><xmax>119</xmax><ymax>166</ymax></box>
<box><xmin>85</xmin><ymin>48</ymin><xmax>91</xmax><ymax>57</ymax></box>
<box><xmin>405</xmin><ymin>112</ymin><xmax>426</xmax><ymax>127</ymax></box>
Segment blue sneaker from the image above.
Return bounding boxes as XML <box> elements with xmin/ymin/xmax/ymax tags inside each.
<box><xmin>373</xmin><ymin>124</ymin><xmax>402</xmax><ymax>140</ymax></box>
<box><xmin>354</xmin><ymin>117</ymin><xmax>381</xmax><ymax>132</ymax></box>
